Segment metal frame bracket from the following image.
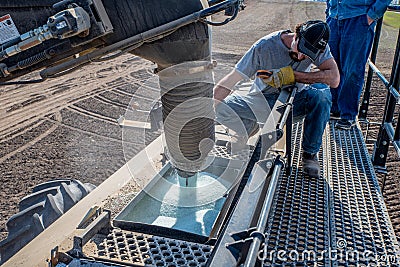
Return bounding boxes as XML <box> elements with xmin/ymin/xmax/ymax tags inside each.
<box><xmin>68</xmin><ymin>209</ymin><xmax>112</xmax><ymax>259</ymax></box>
<box><xmin>225</xmin><ymin>227</ymin><xmax>265</xmax><ymax>262</ymax></box>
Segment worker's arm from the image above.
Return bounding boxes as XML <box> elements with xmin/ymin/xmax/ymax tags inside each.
<box><xmin>293</xmin><ymin>57</ymin><xmax>340</xmax><ymax>88</ymax></box>
<box><xmin>367</xmin><ymin>0</ymin><xmax>393</xmax><ymax>21</ymax></box>
<box><xmin>214</xmin><ymin>69</ymin><xmax>244</xmax><ymax>102</ymax></box>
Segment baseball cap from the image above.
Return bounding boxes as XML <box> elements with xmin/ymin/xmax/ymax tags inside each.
<box><xmin>297</xmin><ymin>20</ymin><xmax>330</xmax><ymax>61</ymax></box>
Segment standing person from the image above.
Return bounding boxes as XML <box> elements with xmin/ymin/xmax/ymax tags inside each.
<box><xmin>326</xmin><ymin>0</ymin><xmax>392</xmax><ymax>129</ymax></box>
<box><xmin>214</xmin><ymin>20</ymin><xmax>340</xmax><ymax>178</ymax></box>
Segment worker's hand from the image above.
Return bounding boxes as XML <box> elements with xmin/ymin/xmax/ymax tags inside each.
<box><xmin>366</xmin><ymin>15</ymin><xmax>374</xmax><ymax>25</ymax></box>
<box><xmin>257</xmin><ymin>66</ymin><xmax>295</xmax><ymax>88</ymax></box>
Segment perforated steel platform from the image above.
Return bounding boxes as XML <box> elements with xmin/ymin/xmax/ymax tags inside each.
<box><xmin>262</xmin><ymin>121</ymin><xmax>400</xmax><ymax>266</ymax></box>
<box><xmin>83</xmin><ymin>229</ymin><xmax>212</xmax><ymax>266</ymax></box>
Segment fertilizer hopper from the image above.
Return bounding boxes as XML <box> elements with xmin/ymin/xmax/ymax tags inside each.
<box><xmin>113</xmin><ymin>144</ymin><xmax>252</xmax><ymax>241</ymax></box>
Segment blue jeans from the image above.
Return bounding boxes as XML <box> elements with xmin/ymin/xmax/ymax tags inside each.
<box><xmin>327</xmin><ymin>15</ymin><xmax>376</xmax><ymax>120</ymax></box>
<box><xmin>215</xmin><ymin>83</ymin><xmax>332</xmax><ymax>154</ymax></box>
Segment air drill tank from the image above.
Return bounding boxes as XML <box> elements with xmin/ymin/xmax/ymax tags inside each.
<box><xmin>0</xmin><ymin>0</ymin><xmax>215</xmax><ymax>175</ymax></box>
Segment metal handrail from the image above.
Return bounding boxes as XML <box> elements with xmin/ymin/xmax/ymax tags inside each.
<box><xmin>361</xmin><ymin>18</ymin><xmax>400</xmax><ymax>169</ymax></box>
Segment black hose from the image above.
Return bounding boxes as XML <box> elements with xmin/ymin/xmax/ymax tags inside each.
<box><xmin>201</xmin><ymin>0</ymin><xmax>240</xmax><ymax>26</ymax></box>
<box><xmin>0</xmin><ymin>78</ymin><xmax>46</xmax><ymax>85</ymax></box>
<box><xmin>8</xmin><ymin>51</ymin><xmax>52</xmax><ymax>72</ymax></box>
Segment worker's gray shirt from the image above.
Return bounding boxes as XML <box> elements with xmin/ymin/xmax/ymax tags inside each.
<box><xmin>234</xmin><ymin>30</ymin><xmax>332</xmax><ymax>94</ymax></box>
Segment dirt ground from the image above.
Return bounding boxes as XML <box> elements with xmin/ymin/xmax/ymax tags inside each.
<box><xmin>1</xmin><ymin>0</ymin><xmax>399</xmax><ymax>246</ymax></box>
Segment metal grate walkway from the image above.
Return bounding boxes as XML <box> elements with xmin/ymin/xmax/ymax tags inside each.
<box><xmin>262</xmin><ymin>121</ymin><xmax>400</xmax><ymax>266</ymax></box>
<box><xmin>83</xmin><ymin>229</ymin><xmax>212</xmax><ymax>266</ymax></box>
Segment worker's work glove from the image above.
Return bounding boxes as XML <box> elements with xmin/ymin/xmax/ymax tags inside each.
<box><xmin>256</xmin><ymin>66</ymin><xmax>295</xmax><ymax>88</ymax></box>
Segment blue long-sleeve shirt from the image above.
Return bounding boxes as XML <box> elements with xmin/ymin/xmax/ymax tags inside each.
<box><xmin>327</xmin><ymin>0</ymin><xmax>393</xmax><ymax>21</ymax></box>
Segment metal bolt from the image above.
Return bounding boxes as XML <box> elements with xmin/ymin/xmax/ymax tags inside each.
<box><xmin>380</xmin><ymin>154</ymin><xmax>385</xmax><ymax>159</ymax></box>
<box><xmin>382</xmin><ymin>141</ymin><xmax>387</xmax><ymax>145</ymax></box>
<box><xmin>266</xmin><ymin>161</ymin><xmax>272</xmax><ymax>168</ymax></box>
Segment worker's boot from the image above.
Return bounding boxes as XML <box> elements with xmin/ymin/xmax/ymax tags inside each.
<box><xmin>302</xmin><ymin>152</ymin><xmax>320</xmax><ymax>178</ymax></box>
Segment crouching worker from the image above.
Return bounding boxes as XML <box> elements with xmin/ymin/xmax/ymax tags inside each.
<box><xmin>214</xmin><ymin>20</ymin><xmax>340</xmax><ymax>178</ymax></box>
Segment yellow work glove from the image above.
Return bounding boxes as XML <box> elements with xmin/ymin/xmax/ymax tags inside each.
<box><xmin>257</xmin><ymin>66</ymin><xmax>295</xmax><ymax>88</ymax></box>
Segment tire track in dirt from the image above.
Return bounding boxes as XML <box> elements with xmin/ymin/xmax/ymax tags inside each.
<box><xmin>0</xmin><ymin>86</ymin><xmax>102</xmax><ymax>137</ymax></box>
<box><xmin>0</xmin><ymin>55</ymin><xmax>153</xmax><ymax>137</ymax></box>
<box><xmin>95</xmin><ymin>95</ymin><xmax>132</xmax><ymax>109</ymax></box>
<box><xmin>67</xmin><ymin>105</ymin><xmax>119</xmax><ymax>124</ymax></box>
<box><xmin>95</xmin><ymin>94</ymin><xmax>153</xmax><ymax>115</ymax></box>
<box><xmin>112</xmin><ymin>87</ymin><xmax>135</xmax><ymax>97</ymax></box>
<box><xmin>0</xmin><ymin>112</ymin><xmax>61</xmax><ymax>164</ymax></box>
<box><xmin>286</xmin><ymin>0</ymin><xmax>296</xmax><ymax>28</ymax></box>
<box><xmin>43</xmin><ymin>116</ymin><xmax>142</xmax><ymax>145</ymax></box>
<box><xmin>0</xmin><ymin>57</ymin><xmax>157</xmax><ymax>185</ymax></box>
<box><xmin>0</xmin><ymin>120</ymin><xmax>45</xmax><ymax>143</ymax></box>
